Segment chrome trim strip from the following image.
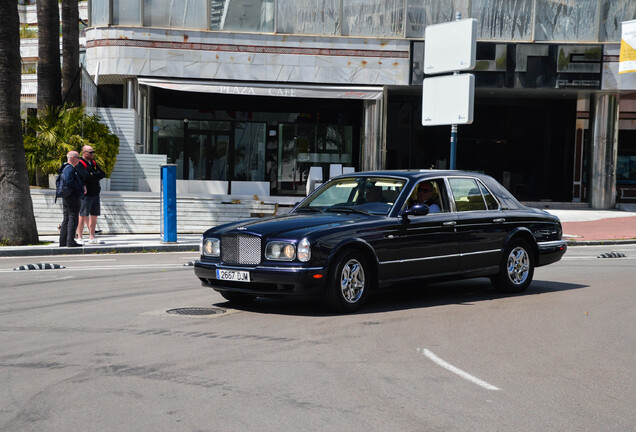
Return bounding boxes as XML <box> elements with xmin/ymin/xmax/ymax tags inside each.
<box><xmin>216</xmin><ymin>264</ymin><xmax>323</xmax><ymax>271</ymax></box>
<box><xmin>538</xmin><ymin>240</ymin><xmax>567</xmax><ymax>248</ymax></box>
<box><xmin>380</xmin><ymin>249</ymin><xmax>500</xmax><ymax>265</ymax></box>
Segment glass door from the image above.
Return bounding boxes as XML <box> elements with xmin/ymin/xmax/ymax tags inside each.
<box><xmin>186</xmin><ymin>131</ymin><xmax>230</xmax><ymax>181</ymax></box>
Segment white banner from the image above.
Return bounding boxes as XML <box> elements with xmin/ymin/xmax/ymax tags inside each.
<box><xmin>619</xmin><ymin>19</ymin><xmax>636</xmax><ymax>74</ymax></box>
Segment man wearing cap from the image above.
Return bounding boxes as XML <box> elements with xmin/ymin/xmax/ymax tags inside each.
<box><xmin>76</xmin><ymin>145</ymin><xmax>106</xmax><ymax>244</ymax></box>
<box><xmin>59</xmin><ymin>151</ymin><xmax>85</xmax><ymax>247</ymax></box>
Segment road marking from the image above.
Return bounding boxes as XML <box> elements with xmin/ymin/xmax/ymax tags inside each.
<box><xmin>417</xmin><ymin>348</ymin><xmax>500</xmax><ymax>391</ymax></box>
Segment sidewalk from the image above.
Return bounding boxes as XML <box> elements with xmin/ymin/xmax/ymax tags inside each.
<box><xmin>0</xmin><ymin>233</ymin><xmax>201</xmax><ymax>257</ymax></box>
<box><xmin>546</xmin><ymin>209</ymin><xmax>636</xmax><ymax>245</ymax></box>
<box><xmin>1</xmin><ymin>208</ymin><xmax>635</xmax><ymax>257</ymax></box>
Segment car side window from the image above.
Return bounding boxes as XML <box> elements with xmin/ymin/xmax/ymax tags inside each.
<box><xmin>479</xmin><ymin>181</ymin><xmax>500</xmax><ymax>210</ymax></box>
<box><xmin>449</xmin><ymin>178</ymin><xmax>487</xmax><ymax>212</ymax></box>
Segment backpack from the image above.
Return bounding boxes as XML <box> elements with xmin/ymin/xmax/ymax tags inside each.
<box><xmin>55</xmin><ymin>164</ymin><xmax>73</xmax><ymax>203</ymax></box>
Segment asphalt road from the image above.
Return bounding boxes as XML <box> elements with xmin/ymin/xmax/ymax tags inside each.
<box><xmin>1</xmin><ymin>245</ymin><xmax>634</xmax><ymax>432</ymax></box>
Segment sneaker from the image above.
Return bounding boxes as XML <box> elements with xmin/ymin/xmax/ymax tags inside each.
<box><xmin>87</xmin><ymin>238</ymin><xmax>101</xmax><ymax>245</ymax></box>
<box><xmin>94</xmin><ymin>229</ymin><xmax>103</xmax><ymax>235</ymax></box>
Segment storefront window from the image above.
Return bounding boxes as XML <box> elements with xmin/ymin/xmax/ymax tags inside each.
<box><xmin>342</xmin><ymin>0</ymin><xmax>404</xmax><ymax>37</ymax></box>
<box><xmin>472</xmin><ymin>0</ymin><xmax>532</xmax><ymax>41</ymax></box>
<box><xmin>617</xmin><ymin>130</ymin><xmax>636</xmax><ymax>184</ymax></box>
<box><xmin>278</xmin><ymin>123</ymin><xmax>353</xmax><ymax>195</ymax></box>
<box><xmin>210</xmin><ymin>0</ymin><xmax>275</xmax><ymax>32</ymax></box>
<box><xmin>233</xmin><ymin>123</ymin><xmax>267</xmax><ymax>181</ymax></box>
<box><xmin>143</xmin><ymin>0</ymin><xmax>207</xmax><ymax>29</ymax></box>
<box><xmin>277</xmin><ymin>0</ymin><xmax>340</xmax><ymax>35</ymax></box>
<box><xmin>534</xmin><ymin>0</ymin><xmax>599</xmax><ymax>41</ymax></box>
<box><xmin>152</xmin><ymin>119</ymin><xmax>185</xmax><ymax>176</ymax></box>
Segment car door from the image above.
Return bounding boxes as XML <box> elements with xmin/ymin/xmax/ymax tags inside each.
<box><xmin>397</xmin><ymin>179</ymin><xmax>460</xmax><ymax>280</ymax></box>
<box><xmin>448</xmin><ymin>177</ymin><xmax>508</xmax><ymax>272</ymax></box>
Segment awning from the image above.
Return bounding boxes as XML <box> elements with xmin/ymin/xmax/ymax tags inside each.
<box><xmin>137</xmin><ymin>78</ymin><xmax>384</xmax><ymax>100</ymax></box>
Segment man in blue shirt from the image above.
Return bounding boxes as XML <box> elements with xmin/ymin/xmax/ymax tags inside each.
<box><xmin>59</xmin><ymin>151</ymin><xmax>86</xmax><ymax>247</ymax></box>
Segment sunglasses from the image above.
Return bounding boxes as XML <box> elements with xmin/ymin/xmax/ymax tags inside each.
<box><xmin>85</xmin><ymin>151</ymin><xmax>95</xmax><ymax>154</ymax></box>
<box><xmin>419</xmin><ymin>188</ymin><xmax>432</xmax><ymax>193</ymax></box>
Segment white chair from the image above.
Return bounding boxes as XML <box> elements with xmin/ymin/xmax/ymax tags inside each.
<box><xmin>306</xmin><ymin>166</ymin><xmax>324</xmax><ymax>195</ymax></box>
<box><xmin>329</xmin><ymin>164</ymin><xmax>343</xmax><ymax>178</ymax></box>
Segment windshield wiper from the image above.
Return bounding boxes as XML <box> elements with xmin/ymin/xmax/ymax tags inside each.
<box><xmin>294</xmin><ymin>207</ymin><xmax>324</xmax><ymax>213</ymax></box>
<box><xmin>325</xmin><ymin>206</ymin><xmax>371</xmax><ymax>215</ymax></box>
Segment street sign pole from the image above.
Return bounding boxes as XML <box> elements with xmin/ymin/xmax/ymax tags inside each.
<box><xmin>449</xmin><ymin>13</ymin><xmax>461</xmax><ymax>171</ymax></box>
<box><xmin>450</xmin><ymin>124</ymin><xmax>458</xmax><ymax>170</ymax></box>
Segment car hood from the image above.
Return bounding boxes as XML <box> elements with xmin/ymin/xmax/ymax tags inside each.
<box><xmin>205</xmin><ymin>212</ymin><xmax>371</xmax><ymax>238</ymax></box>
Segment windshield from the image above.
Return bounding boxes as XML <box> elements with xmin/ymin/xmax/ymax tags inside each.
<box><xmin>295</xmin><ymin>176</ymin><xmax>406</xmax><ymax>216</ymax></box>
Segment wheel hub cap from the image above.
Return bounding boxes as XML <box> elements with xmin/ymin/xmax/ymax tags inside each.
<box><xmin>507</xmin><ymin>247</ymin><xmax>529</xmax><ymax>285</ymax></box>
<box><xmin>340</xmin><ymin>259</ymin><xmax>365</xmax><ymax>303</ymax></box>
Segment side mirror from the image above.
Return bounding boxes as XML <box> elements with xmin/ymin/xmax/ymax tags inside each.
<box><xmin>402</xmin><ymin>203</ymin><xmax>430</xmax><ymax>219</ymax></box>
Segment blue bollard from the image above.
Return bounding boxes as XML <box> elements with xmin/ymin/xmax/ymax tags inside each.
<box><xmin>161</xmin><ymin>164</ymin><xmax>177</xmax><ymax>243</ymax></box>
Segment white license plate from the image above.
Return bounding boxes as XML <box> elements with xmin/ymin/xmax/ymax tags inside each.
<box><xmin>216</xmin><ymin>269</ymin><xmax>250</xmax><ymax>282</ymax></box>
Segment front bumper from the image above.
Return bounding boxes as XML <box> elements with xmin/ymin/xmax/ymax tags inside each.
<box><xmin>537</xmin><ymin>240</ymin><xmax>567</xmax><ymax>266</ymax></box>
<box><xmin>194</xmin><ymin>260</ymin><xmax>327</xmax><ymax>297</ymax></box>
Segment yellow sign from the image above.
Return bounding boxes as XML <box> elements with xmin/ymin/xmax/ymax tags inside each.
<box><xmin>619</xmin><ymin>19</ymin><xmax>636</xmax><ymax>74</ymax></box>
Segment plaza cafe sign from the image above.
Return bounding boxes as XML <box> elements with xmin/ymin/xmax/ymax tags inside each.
<box><xmin>137</xmin><ymin>78</ymin><xmax>383</xmax><ymax>100</ymax></box>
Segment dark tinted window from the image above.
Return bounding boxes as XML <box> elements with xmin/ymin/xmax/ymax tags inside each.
<box><xmin>479</xmin><ymin>181</ymin><xmax>500</xmax><ymax>210</ymax></box>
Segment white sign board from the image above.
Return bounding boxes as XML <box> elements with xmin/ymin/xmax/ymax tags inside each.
<box><xmin>424</xmin><ymin>19</ymin><xmax>477</xmax><ymax>75</ymax></box>
<box><xmin>422</xmin><ymin>74</ymin><xmax>475</xmax><ymax>126</ymax></box>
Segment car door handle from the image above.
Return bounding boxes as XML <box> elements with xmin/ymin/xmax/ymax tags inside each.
<box><xmin>443</xmin><ymin>221</ymin><xmax>457</xmax><ymax>226</ymax></box>
<box><xmin>493</xmin><ymin>218</ymin><xmax>506</xmax><ymax>223</ymax></box>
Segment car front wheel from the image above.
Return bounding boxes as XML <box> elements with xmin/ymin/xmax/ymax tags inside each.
<box><xmin>324</xmin><ymin>251</ymin><xmax>369</xmax><ymax>313</ymax></box>
<box><xmin>491</xmin><ymin>239</ymin><xmax>535</xmax><ymax>293</ymax></box>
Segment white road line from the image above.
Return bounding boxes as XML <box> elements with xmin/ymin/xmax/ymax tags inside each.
<box><xmin>418</xmin><ymin>348</ymin><xmax>501</xmax><ymax>391</ymax></box>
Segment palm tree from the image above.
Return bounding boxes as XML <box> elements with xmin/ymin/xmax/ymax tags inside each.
<box><xmin>62</xmin><ymin>0</ymin><xmax>80</xmax><ymax>106</ymax></box>
<box><xmin>0</xmin><ymin>0</ymin><xmax>39</xmax><ymax>245</ymax></box>
<box><xmin>37</xmin><ymin>0</ymin><xmax>62</xmax><ymax>113</ymax></box>
<box><xmin>23</xmin><ymin>105</ymin><xmax>120</xmax><ymax>185</ymax></box>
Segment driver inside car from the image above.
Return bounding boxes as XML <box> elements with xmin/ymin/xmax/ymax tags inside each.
<box><xmin>412</xmin><ymin>181</ymin><xmax>441</xmax><ymax>213</ymax></box>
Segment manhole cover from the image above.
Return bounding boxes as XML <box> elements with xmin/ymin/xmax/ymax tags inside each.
<box><xmin>166</xmin><ymin>307</ymin><xmax>225</xmax><ymax>316</ymax></box>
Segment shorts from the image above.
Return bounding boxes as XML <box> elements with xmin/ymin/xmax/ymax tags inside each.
<box><xmin>80</xmin><ymin>195</ymin><xmax>101</xmax><ymax>216</ymax></box>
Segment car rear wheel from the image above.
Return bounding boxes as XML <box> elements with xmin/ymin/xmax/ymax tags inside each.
<box><xmin>491</xmin><ymin>239</ymin><xmax>534</xmax><ymax>293</ymax></box>
<box><xmin>220</xmin><ymin>291</ymin><xmax>257</xmax><ymax>304</ymax></box>
<box><xmin>324</xmin><ymin>251</ymin><xmax>369</xmax><ymax>313</ymax></box>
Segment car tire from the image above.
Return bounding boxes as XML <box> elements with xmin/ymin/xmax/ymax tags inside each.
<box><xmin>324</xmin><ymin>250</ymin><xmax>369</xmax><ymax>313</ymax></box>
<box><xmin>220</xmin><ymin>291</ymin><xmax>257</xmax><ymax>304</ymax></box>
<box><xmin>491</xmin><ymin>239</ymin><xmax>535</xmax><ymax>293</ymax></box>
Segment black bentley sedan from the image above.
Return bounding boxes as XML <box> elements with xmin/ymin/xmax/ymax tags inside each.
<box><xmin>194</xmin><ymin>170</ymin><xmax>566</xmax><ymax>312</ymax></box>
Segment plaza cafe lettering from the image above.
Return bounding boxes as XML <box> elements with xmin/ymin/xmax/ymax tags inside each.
<box><xmin>219</xmin><ymin>86</ymin><xmax>298</xmax><ymax>97</ymax></box>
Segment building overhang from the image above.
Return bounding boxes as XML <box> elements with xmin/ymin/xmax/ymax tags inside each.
<box><xmin>137</xmin><ymin>78</ymin><xmax>384</xmax><ymax>100</ymax></box>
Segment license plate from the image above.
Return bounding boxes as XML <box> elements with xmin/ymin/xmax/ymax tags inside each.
<box><xmin>216</xmin><ymin>269</ymin><xmax>250</xmax><ymax>282</ymax></box>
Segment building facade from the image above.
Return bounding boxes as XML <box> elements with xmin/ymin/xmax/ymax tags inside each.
<box><xmin>29</xmin><ymin>1</ymin><xmax>636</xmax><ymax>207</ymax></box>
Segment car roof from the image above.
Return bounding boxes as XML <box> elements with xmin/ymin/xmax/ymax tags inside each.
<box><xmin>338</xmin><ymin>169</ymin><xmax>492</xmax><ymax>181</ymax></box>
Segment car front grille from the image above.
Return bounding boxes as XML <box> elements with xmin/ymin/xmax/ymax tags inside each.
<box><xmin>221</xmin><ymin>234</ymin><xmax>261</xmax><ymax>265</ymax></box>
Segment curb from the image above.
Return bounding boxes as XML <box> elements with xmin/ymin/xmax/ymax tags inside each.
<box><xmin>0</xmin><ymin>244</ymin><xmax>199</xmax><ymax>258</ymax></box>
<box><xmin>565</xmin><ymin>239</ymin><xmax>636</xmax><ymax>246</ymax></box>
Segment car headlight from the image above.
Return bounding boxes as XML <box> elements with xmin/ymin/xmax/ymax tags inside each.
<box><xmin>265</xmin><ymin>241</ymin><xmax>296</xmax><ymax>261</ymax></box>
<box><xmin>297</xmin><ymin>238</ymin><xmax>311</xmax><ymax>262</ymax></box>
<box><xmin>202</xmin><ymin>237</ymin><xmax>220</xmax><ymax>257</ymax></box>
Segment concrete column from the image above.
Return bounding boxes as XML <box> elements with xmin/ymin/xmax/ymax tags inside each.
<box><xmin>360</xmin><ymin>99</ymin><xmax>384</xmax><ymax>171</ymax></box>
<box><xmin>589</xmin><ymin>94</ymin><xmax>619</xmax><ymax>209</ymax></box>
<box><xmin>125</xmin><ymin>79</ymin><xmax>136</xmax><ymax>109</ymax></box>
